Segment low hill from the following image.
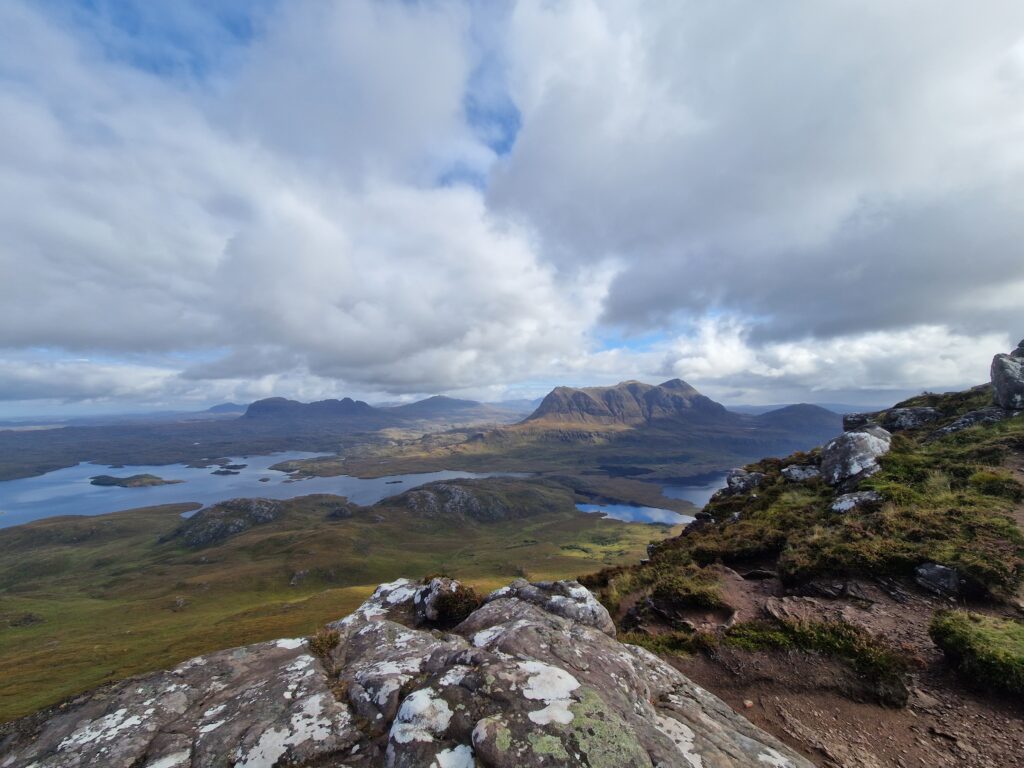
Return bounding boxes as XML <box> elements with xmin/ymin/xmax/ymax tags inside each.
<box><xmin>386</xmin><ymin>395</ymin><xmax>523</xmax><ymax>425</ymax></box>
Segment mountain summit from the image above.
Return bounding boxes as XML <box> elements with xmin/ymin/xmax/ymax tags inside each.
<box><xmin>525</xmin><ymin>379</ymin><xmax>727</xmax><ymax>426</ymax></box>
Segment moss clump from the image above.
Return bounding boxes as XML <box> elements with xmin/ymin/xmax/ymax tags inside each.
<box><xmin>930</xmin><ymin>611</ymin><xmax>1024</xmax><ymax>696</ymax></box>
<box><xmin>586</xmin><ymin>548</ymin><xmax>724</xmax><ymax>615</ymax></box>
<box><xmin>433</xmin><ymin>583</ymin><xmax>482</xmax><ymax>626</ymax></box>
<box><xmin>308</xmin><ymin>627</ymin><xmax>341</xmax><ymax>675</ymax></box>
<box><xmin>650</xmin><ymin>568</ymin><xmax>726</xmax><ymax>610</ymax></box>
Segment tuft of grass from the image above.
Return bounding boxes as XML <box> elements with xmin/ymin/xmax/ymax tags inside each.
<box><xmin>620</xmin><ymin>630</ymin><xmax>715</xmax><ymax>656</ymax></box>
<box><xmin>586</xmin><ymin>548</ymin><xmax>725</xmax><ymax>614</ymax></box>
<box><xmin>432</xmin><ymin>583</ymin><xmax>482</xmax><ymax>627</ymax></box>
<box><xmin>308</xmin><ymin>627</ymin><xmax>341</xmax><ymax>667</ymax></box>
<box><xmin>930</xmin><ymin>611</ymin><xmax>1024</xmax><ymax>696</ymax></box>
<box><xmin>650</xmin><ymin>570</ymin><xmax>727</xmax><ymax>610</ymax></box>
<box><xmin>968</xmin><ymin>470</ymin><xmax>1024</xmax><ymax>501</ymax></box>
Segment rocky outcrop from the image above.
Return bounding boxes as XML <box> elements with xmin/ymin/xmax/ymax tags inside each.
<box><xmin>162</xmin><ymin>498</ymin><xmax>284</xmax><ymax>549</ymax></box>
<box><xmin>781</xmin><ymin>464</ymin><xmax>820</xmax><ymax>483</ymax></box>
<box><xmin>820</xmin><ymin>426</ymin><xmax>892</xmax><ymax>488</ymax></box>
<box><xmin>914</xmin><ymin>563</ymin><xmax>964</xmax><ymax>597</ymax></box>
<box><xmin>720</xmin><ymin>468</ymin><xmax>766</xmax><ymax>496</ymax></box>
<box><xmin>879</xmin><ymin>407</ymin><xmax>942</xmax><ymax>431</ymax></box>
<box><xmin>929</xmin><ymin>406</ymin><xmax>1013</xmax><ymax>438</ymax></box>
<box><xmin>0</xmin><ymin>578</ymin><xmax>813</xmax><ymax>768</ymax></box>
<box><xmin>844</xmin><ymin>407</ymin><xmax>941</xmax><ymax>433</ymax></box>
<box><xmin>991</xmin><ymin>340</ymin><xmax>1024</xmax><ymax>410</ymax></box>
<box><xmin>830</xmin><ymin>490</ymin><xmax>883</xmax><ymax>514</ymax></box>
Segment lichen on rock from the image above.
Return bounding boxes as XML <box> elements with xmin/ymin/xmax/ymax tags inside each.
<box><xmin>0</xmin><ymin>578</ymin><xmax>813</xmax><ymax>768</ymax></box>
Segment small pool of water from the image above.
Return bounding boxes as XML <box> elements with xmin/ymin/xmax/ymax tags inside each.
<box><xmin>0</xmin><ymin>452</ymin><xmax>526</xmax><ymax>529</ymax></box>
<box><xmin>660</xmin><ymin>472</ymin><xmax>729</xmax><ymax>509</ymax></box>
<box><xmin>576</xmin><ymin>503</ymin><xmax>695</xmax><ymax>526</ymax></box>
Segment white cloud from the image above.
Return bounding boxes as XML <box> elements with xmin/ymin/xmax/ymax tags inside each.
<box><xmin>0</xmin><ymin>0</ymin><xmax>1021</xmax><ymax>413</ymax></box>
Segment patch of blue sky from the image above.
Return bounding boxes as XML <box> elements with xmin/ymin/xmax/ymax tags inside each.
<box><xmin>592</xmin><ymin>328</ymin><xmax>672</xmax><ymax>353</ymax></box>
<box><xmin>463</xmin><ymin>0</ymin><xmax>521</xmax><ymax>156</ymax></box>
<box><xmin>37</xmin><ymin>0</ymin><xmax>274</xmax><ymax>80</ymax></box>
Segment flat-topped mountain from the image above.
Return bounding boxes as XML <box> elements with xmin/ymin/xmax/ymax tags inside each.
<box><xmin>243</xmin><ymin>396</ymin><xmax>379</xmax><ymax>420</ymax></box>
<box><xmin>525</xmin><ymin>378</ymin><xmax>728</xmax><ymax>425</ymax></box>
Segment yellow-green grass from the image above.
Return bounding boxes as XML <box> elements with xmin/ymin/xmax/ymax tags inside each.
<box><xmin>930</xmin><ymin>611</ymin><xmax>1024</xmax><ymax>696</ymax></box>
<box><xmin>0</xmin><ymin>496</ymin><xmax>677</xmax><ymax>722</ymax></box>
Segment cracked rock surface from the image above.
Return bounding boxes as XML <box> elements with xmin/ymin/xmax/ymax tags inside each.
<box><xmin>0</xmin><ymin>578</ymin><xmax>813</xmax><ymax>768</ymax></box>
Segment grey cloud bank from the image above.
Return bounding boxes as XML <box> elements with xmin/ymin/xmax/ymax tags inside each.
<box><xmin>0</xmin><ymin>0</ymin><xmax>1021</xmax><ymax>415</ymax></box>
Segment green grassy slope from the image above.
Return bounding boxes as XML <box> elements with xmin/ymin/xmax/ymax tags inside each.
<box><xmin>0</xmin><ymin>481</ymin><xmax>676</xmax><ymax>721</ymax></box>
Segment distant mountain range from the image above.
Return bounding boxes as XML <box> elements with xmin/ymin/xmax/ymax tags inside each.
<box><xmin>240</xmin><ymin>394</ymin><xmax>529</xmax><ymax>426</ymax></box>
<box><xmin>219</xmin><ymin>381</ymin><xmax>843</xmax><ymax>456</ymax></box>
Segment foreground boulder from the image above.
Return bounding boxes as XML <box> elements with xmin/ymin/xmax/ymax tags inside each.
<box><xmin>0</xmin><ymin>579</ymin><xmax>812</xmax><ymax>768</ymax></box>
<box><xmin>820</xmin><ymin>425</ymin><xmax>892</xmax><ymax>488</ymax></box>
<box><xmin>991</xmin><ymin>339</ymin><xmax>1024</xmax><ymax>410</ymax></box>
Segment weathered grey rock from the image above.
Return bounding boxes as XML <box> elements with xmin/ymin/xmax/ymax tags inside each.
<box><xmin>914</xmin><ymin>563</ymin><xmax>964</xmax><ymax>596</ymax></box>
<box><xmin>722</xmin><ymin>468</ymin><xmax>766</xmax><ymax>496</ymax></box>
<box><xmin>0</xmin><ymin>578</ymin><xmax>813</xmax><ymax>768</ymax></box>
<box><xmin>781</xmin><ymin>464</ymin><xmax>820</xmax><ymax>483</ymax></box>
<box><xmin>820</xmin><ymin>426</ymin><xmax>892</xmax><ymax>488</ymax></box>
<box><xmin>830</xmin><ymin>490</ymin><xmax>883</xmax><ymax>514</ymax></box>
<box><xmin>880</xmin><ymin>407</ymin><xmax>942</xmax><ymax>431</ymax></box>
<box><xmin>161</xmin><ymin>498</ymin><xmax>284</xmax><ymax>548</ymax></box>
<box><xmin>991</xmin><ymin>342</ymin><xmax>1024</xmax><ymax>410</ymax></box>
<box><xmin>930</xmin><ymin>406</ymin><xmax>1013</xmax><ymax>438</ymax></box>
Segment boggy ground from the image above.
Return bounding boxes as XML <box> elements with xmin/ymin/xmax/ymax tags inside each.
<box><xmin>585</xmin><ymin>387</ymin><xmax>1024</xmax><ymax>768</ymax></box>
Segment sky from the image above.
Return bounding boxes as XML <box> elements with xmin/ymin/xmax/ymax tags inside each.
<box><xmin>1</xmin><ymin>0</ymin><xmax>1023</xmax><ymax>417</ymax></box>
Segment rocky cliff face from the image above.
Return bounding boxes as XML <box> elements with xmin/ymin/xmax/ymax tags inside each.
<box><xmin>0</xmin><ymin>578</ymin><xmax>812</xmax><ymax>768</ymax></box>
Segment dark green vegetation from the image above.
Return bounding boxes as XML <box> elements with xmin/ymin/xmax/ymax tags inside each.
<box><xmin>930</xmin><ymin>611</ymin><xmax>1024</xmax><ymax>696</ymax></box>
<box><xmin>587</xmin><ymin>384</ymin><xmax>1024</xmax><ymax>702</ymax></box>
<box><xmin>0</xmin><ymin>478</ymin><xmax>676</xmax><ymax>722</ymax></box>
<box><xmin>89</xmin><ymin>474</ymin><xmax>182</xmax><ymax>488</ymax></box>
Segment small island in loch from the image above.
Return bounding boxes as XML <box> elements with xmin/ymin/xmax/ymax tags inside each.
<box><xmin>89</xmin><ymin>474</ymin><xmax>183</xmax><ymax>488</ymax></box>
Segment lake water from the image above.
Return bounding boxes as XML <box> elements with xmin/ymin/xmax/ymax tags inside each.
<box><xmin>661</xmin><ymin>472</ymin><xmax>729</xmax><ymax>508</ymax></box>
<box><xmin>576</xmin><ymin>503</ymin><xmax>696</xmax><ymax>526</ymax></box>
<box><xmin>573</xmin><ymin>472</ymin><xmax>728</xmax><ymax>526</ymax></box>
<box><xmin>0</xmin><ymin>452</ymin><xmax>525</xmax><ymax>529</ymax></box>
